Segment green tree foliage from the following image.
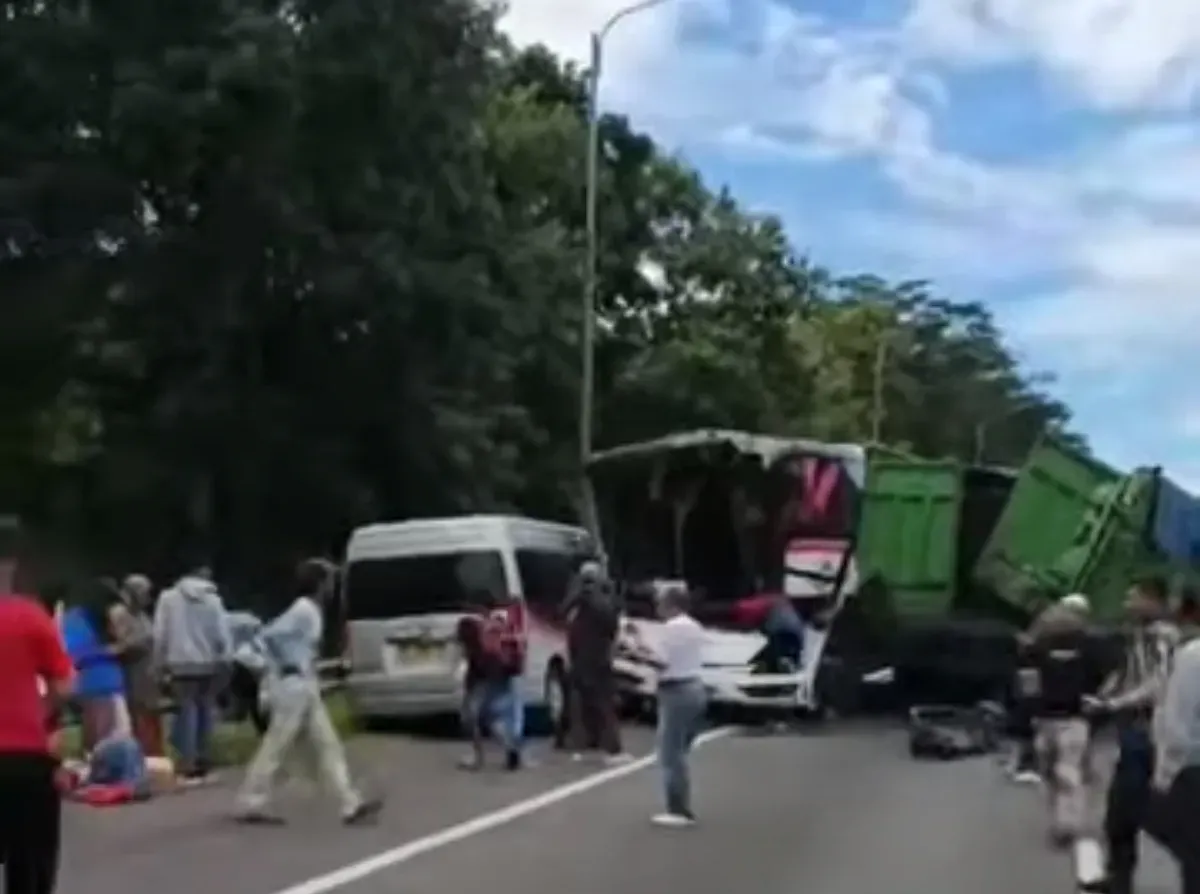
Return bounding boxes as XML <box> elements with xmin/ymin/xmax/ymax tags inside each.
<box><xmin>0</xmin><ymin>0</ymin><xmax>1080</xmax><ymax>595</ymax></box>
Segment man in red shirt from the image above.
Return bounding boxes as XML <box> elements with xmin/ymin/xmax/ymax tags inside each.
<box><xmin>0</xmin><ymin>527</ymin><xmax>75</xmax><ymax>894</ymax></box>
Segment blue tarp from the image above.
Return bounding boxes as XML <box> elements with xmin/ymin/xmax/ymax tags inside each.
<box><xmin>1152</xmin><ymin>476</ymin><xmax>1200</xmax><ymax>565</ymax></box>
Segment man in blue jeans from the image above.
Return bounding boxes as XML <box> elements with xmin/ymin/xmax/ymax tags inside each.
<box><xmin>154</xmin><ymin>561</ymin><xmax>232</xmax><ymax>783</ymax></box>
<box><xmin>457</xmin><ymin>594</ymin><xmax>525</xmax><ymax>771</ymax></box>
<box><xmin>1083</xmin><ymin>576</ymin><xmax>1179</xmax><ymax>894</ymax></box>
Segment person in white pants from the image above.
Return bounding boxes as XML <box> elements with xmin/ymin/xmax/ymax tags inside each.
<box><xmin>234</xmin><ymin>559</ymin><xmax>381</xmax><ymax>826</ymax></box>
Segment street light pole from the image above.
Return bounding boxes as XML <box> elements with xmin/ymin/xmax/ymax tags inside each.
<box><xmin>579</xmin><ymin>0</ymin><xmax>669</xmax><ymax>538</ymax></box>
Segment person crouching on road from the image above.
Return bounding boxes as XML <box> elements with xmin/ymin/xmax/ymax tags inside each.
<box><xmin>1082</xmin><ymin>575</ymin><xmax>1179</xmax><ymax>894</ymax></box>
<box><xmin>566</xmin><ymin>562</ymin><xmax>628</xmax><ymax>765</ymax></box>
<box><xmin>1144</xmin><ymin>630</ymin><xmax>1200</xmax><ymax>894</ymax></box>
<box><xmin>1025</xmin><ymin>593</ymin><xmax>1108</xmax><ymax>848</ymax></box>
<box><xmin>457</xmin><ymin>591</ymin><xmax>526</xmax><ymax>772</ymax></box>
<box><xmin>645</xmin><ymin>585</ymin><xmax>706</xmax><ymax>827</ymax></box>
<box><xmin>235</xmin><ymin>559</ymin><xmax>382</xmax><ymax>825</ymax></box>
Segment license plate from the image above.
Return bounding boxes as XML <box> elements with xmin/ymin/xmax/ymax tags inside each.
<box><xmin>383</xmin><ymin>643</ymin><xmax>439</xmax><ymax>672</ymax></box>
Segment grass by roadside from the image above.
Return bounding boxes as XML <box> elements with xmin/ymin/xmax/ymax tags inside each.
<box><xmin>60</xmin><ymin>691</ymin><xmax>358</xmax><ymax>767</ymax></box>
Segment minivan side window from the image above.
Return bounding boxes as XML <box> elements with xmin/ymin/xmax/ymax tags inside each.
<box><xmin>515</xmin><ymin>549</ymin><xmax>576</xmax><ymax>625</ymax></box>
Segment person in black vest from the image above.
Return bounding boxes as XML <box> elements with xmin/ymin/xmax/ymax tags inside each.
<box><xmin>565</xmin><ymin>562</ymin><xmax>629</xmax><ymax>764</ymax></box>
<box><xmin>1024</xmin><ymin>594</ymin><xmax>1109</xmax><ymax>848</ymax></box>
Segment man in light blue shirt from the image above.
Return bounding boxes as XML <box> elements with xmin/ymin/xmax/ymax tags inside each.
<box><xmin>234</xmin><ymin>559</ymin><xmax>381</xmax><ymax>825</ymax></box>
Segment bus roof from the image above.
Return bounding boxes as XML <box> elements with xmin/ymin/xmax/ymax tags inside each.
<box><xmin>588</xmin><ymin>429</ymin><xmax>866</xmax><ymax>467</ymax></box>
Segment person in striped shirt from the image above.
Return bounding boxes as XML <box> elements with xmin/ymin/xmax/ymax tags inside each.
<box><xmin>1082</xmin><ymin>575</ymin><xmax>1179</xmax><ymax>894</ymax></box>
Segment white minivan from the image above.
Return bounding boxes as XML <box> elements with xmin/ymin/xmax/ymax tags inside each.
<box><xmin>342</xmin><ymin>515</ymin><xmax>595</xmax><ymax>729</ymax></box>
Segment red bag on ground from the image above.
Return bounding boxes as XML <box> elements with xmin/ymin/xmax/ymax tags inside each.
<box><xmin>71</xmin><ymin>783</ymin><xmax>136</xmax><ymax>806</ymax></box>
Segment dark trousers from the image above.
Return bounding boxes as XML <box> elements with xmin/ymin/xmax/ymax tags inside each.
<box><xmin>1105</xmin><ymin>724</ymin><xmax>1155</xmax><ymax>888</ymax></box>
<box><xmin>0</xmin><ymin>752</ymin><xmax>61</xmax><ymax>894</ymax></box>
<box><xmin>170</xmin><ymin>675</ymin><xmax>217</xmax><ymax>775</ymax></box>
<box><xmin>758</xmin><ymin>629</ymin><xmax>802</xmax><ymax>673</ymax></box>
<box><xmin>1145</xmin><ymin>766</ymin><xmax>1200</xmax><ymax>894</ymax></box>
<box><xmin>570</xmin><ymin>669</ymin><xmax>621</xmax><ymax>754</ymax></box>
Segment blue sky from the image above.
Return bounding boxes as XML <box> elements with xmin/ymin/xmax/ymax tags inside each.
<box><xmin>502</xmin><ymin>0</ymin><xmax>1200</xmax><ymax>488</ymax></box>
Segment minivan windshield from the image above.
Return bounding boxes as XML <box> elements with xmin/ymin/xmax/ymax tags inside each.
<box><xmin>344</xmin><ymin>551</ymin><xmax>506</xmax><ymax>620</ymax></box>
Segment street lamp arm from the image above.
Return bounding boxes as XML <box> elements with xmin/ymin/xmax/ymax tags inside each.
<box><xmin>599</xmin><ymin>0</ymin><xmax>670</xmax><ymax>41</ymax></box>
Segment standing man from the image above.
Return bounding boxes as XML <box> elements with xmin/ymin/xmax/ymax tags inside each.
<box><xmin>0</xmin><ymin>527</ymin><xmax>75</xmax><ymax>894</ymax></box>
<box><xmin>1024</xmin><ymin>594</ymin><xmax>1108</xmax><ymax>848</ymax></box>
<box><xmin>1083</xmin><ymin>575</ymin><xmax>1179</xmax><ymax>894</ymax></box>
<box><xmin>566</xmin><ymin>561</ymin><xmax>628</xmax><ymax>764</ymax></box>
<box><xmin>154</xmin><ymin>559</ymin><xmax>232</xmax><ymax>783</ymax></box>
<box><xmin>112</xmin><ymin>574</ymin><xmax>161</xmax><ymax>756</ymax></box>
<box><xmin>1145</xmin><ymin>631</ymin><xmax>1200</xmax><ymax>894</ymax></box>
<box><xmin>646</xmin><ymin>585</ymin><xmax>707</xmax><ymax>827</ymax></box>
<box><xmin>235</xmin><ymin>559</ymin><xmax>381</xmax><ymax>825</ymax></box>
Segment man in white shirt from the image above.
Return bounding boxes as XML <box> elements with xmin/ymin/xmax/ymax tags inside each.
<box><xmin>234</xmin><ymin>559</ymin><xmax>381</xmax><ymax>825</ymax></box>
<box><xmin>647</xmin><ymin>585</ymin><xmax>707</xmax><ymax>827</ymax></box>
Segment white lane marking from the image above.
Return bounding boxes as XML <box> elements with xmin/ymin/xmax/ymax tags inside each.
<box><xmin>269</xmin><ymin>726</ymin><xmax>735</xmax><ymax>894</ymax></box>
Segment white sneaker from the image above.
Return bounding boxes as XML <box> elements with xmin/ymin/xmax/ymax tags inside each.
<box><xmin>651</xmin><ymin>812</ymin><xmax>696</xmax><ymax>827</ymax></box>
<box><xmin>603</xmin><ymin>752</ymin><xmax>634</xmax><ymax>766</ymax></box>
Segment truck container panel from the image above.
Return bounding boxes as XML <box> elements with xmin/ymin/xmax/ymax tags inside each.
<box><xmin>1151</xmin><ymin>473</ymin><xmax>1200</xmax><ymax>567</ymax></box>
<box><xmin>1070</xmin><ymin>469</ymin><xmax>1160</xmax><ymax>621</ymax></box>
<box><xmin>973</xmin><ymin>435</ymin><xmax>1124</xmax><ymax>616</ymax></box>
<box><xmin>858</xmin><ymin>458</ymin><xmax>961</xmax><ymax>620</ymax></box>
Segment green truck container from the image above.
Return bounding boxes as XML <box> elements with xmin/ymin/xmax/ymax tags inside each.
<box><xmin>971</xmin><ymin>434</ymin><xmax>1159</xmax><ymax>622</ymax></box>
<box><xmin>856</xmin><ymin>453</ymin><xmax>1016</xmax><ymax>624</ymax></box>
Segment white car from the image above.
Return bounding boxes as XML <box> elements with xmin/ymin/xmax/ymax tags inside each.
<box><xmin>613</xmin><ymin>616</ymin><xmax>830</xmax><ymax>718</ymax></box>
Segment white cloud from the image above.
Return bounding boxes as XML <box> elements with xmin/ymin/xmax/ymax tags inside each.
<box><xmin>903</xmin><ymin>0</ymin><xmax>1200</xmax><ymax>111</ymax></box>
<box><xmin>498</xmin><ymin>0</ymin><xmax>1200</xmax><ymax>374</ymax></box>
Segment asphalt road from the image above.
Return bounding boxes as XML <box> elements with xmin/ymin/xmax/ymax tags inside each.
<box><xmin>59</xmin><ymin>721</ymin><xmax>1180</xmax><ymax>894</ymax></box>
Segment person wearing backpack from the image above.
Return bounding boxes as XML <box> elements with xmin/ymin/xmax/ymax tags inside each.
<box><xmin>457</xmin><ymin>591</ymin><xmax>525</xmax><ymax>771</ymax></box>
